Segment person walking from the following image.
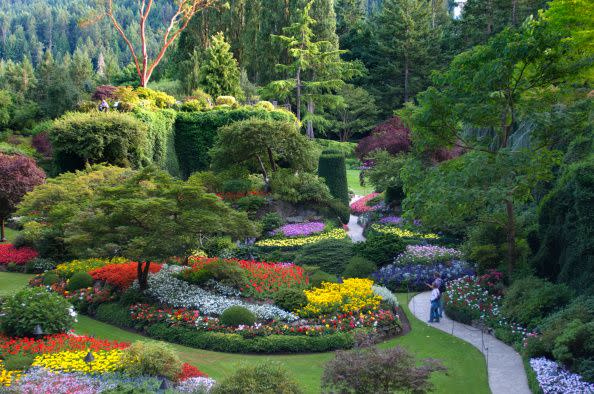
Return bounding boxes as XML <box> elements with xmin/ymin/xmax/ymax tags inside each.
<box><xmin>432</xmin><ymin>272</ymin><xmax>444</xmax><ymax>318</ymax></box>
<box><xmin>428</xmin><ymin>284</ymin><xmax>441</xmax><ymax>323</ymax></box>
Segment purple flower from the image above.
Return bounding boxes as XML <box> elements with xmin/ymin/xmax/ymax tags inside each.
<box><xmin>273</xmin><ymin>222</ymin><xmax>325</xmax><ymax>237</ymax></box>
<box><xmin>530</xmin><ymin>357</ymin><xmax>594</xmax><ymax>394</ymax></box>
<box><xmin>395</xmin><ymin>245</ymin><xmax>463</xmax><ymax>266</ymax></box>
<box><xmin>379</xmin><ymin>216</ymin><xmax>403</xmax><ymax>225</ymax></box>
<box><xmin>374</xmin><ymin>260</ymin><xmax>475</xmax><ymax>291</ymax></box>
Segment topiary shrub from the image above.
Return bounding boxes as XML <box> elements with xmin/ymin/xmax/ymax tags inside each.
<box><xmin>220</xmin><ymin>306</ymin><xmax>257</xmax><ymax>326</ymax></box>
<box><xmin>212</xmin><ymin>362</ymin><xmax>302</xmax><ymax>394</ymax></box>
<box><xmin>318</xmin><ymin>150</ymin><xmax>349</xmax><ymax>205</ymax></box>
<box><xmin>354</xmin><ymin>233</ymin><xmax>406</xmax><ymax>267</ymax></box>
<box><xmin>273</xmin><ymin>288</ymin><xmax>308</xmax><ymax>312</ymax></box>
<box><xmin>42</xmin><ymin>271</ymin><xmax>60</xmax><ymax>286</ymax></box>
<box><xmin>343</xmin><ymin>256</ymin><xmax>377</xmax><ymax>278</ymax></box>
<box><xmin>255</xmin><ymin>101</ymin><xmax>275</xmax><ymax>111</ymax></box>
<box><xmin>294</xmin><ymin>239</ymin><xmax>354</xmax><ymax>275</ymax></box>
<box><xmin>1</xmin><ymin>287</ymin><xmax>76</xmax><ymax>336</ymax></box>
<box><xmin>121</xmin><ymin>341</ymin><xmax>183</xmax><ymax>381</ymax></box>
<box><xmin>66</xmin><ymin>271</ymin><xmax>94</xmax><ymax>291</ymax></box>
<box><xmin>308</xmin><ymin>270</ymin><xmax>339</xmax><ymax>288</ymax></box>
<box><xmin>260</xmin><ymin>212</ymin><xmax>284</xmax><ymax>233</ymax></box>
<box><xmin>215</xmin><ymin>96</ymin><xmax>238</xmax><ymax>106</ymax></box>
<box><xmin>501</xmin><ymin>276</ymin><xmax>572</xmax><ymax>329</ymax></box>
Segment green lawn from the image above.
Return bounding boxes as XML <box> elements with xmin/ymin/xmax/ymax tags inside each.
<box><xmin>346</xmin><ymin>169</ymin><xmax>373</xmax><ymax>196</ymax></box>
<box><xmin>1</xmin><ymin>272</ymin><xmax>489</xmax><ymax>394</ymax></box>
<box><xmin>2</xmin><ymin>227</ymin><xmax>21</xmax><ymax>243</ymax></box>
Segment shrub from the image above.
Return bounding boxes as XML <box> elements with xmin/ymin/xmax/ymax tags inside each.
<box><xmin>215</xmin><ymin>96</ymin><xmax>237</xmax><ymax>106</ymax></box>
<box><xmin>49</xmin><ymin>111</ymin><xmax>149</xmax><ymax>173</ymax></box>
<box><xmin>236</xmin><ymin>195</ymin><xmax>265</xmax><ymax>213</ymax></box>
<box><xmin>3</xmin><ymin>353</ymin><xmax>35</xmax><ymax>371</ymax></box>
<box><xmin>31</xmin><ymin>132</ymin><xmax>52</xmax><ymax>158</ymax></box>
<box><xmin>260</xmin><ymin>212</ymin><xmax>284</xmax><ymax>233</ymax></box>
<box><xmin>354</xmin><ymin>233</ymin><xmax>406</xmax><ymax>267</ymax></box>
<box><xmin>321</xmin><ymin>346</ymin><xmax>446</xmax><ymax>394</ymax></box>
<box><xmin>6</xmin><ymin>262</ymin><xmax>19</xmax><ymax>272</ymax></box>
<box><xmin>273</xmin><ymin>288</ymin><xmax>308</xmax><ymax>312</ymax></box>
<box><xmin>212</xmin><ymin>362</ymin><xmax>302</xmax><ymax>394</ymax></box>
<box><xmin>220</xmin><ymin>306</ymin><xmax>257</xmax><ymax>326</ymax></box>
<box><xmin>294</xmin><ymin>238</ymin><xmax>354</xmax><ymax>274</ymax></box>
<box><xmin>201</xmin><ymin>259</ymin><xmax>248</xmax><ymax>289</ymax></box>
<box><xmin>255</xmin><ymin>101</ymin><xmax>275</xmax><ymax>111</ymax></box>
<box><xmin>25</xmin><ymin>258</ymin><xmax>55</xmax><ymax>273</ymax></box>
<box><xmin>1</xmin><ymin>287</ymin><xmax>76</xmax><ymax>336</ymax></box>
<box><xmin>66</xmin><ymin>271</ymin><xmax>94</xmax><ymax>291</ymax></box>
<box><xmin>122</xmin><ymin>341</ymin><xmax>183</xmax><ymax>381</ymax></box>
<box><xmin>318</xmin><ymin>150</ymin><xmax>349</xmax><ymax>205</ymax></box>
<box><xmin>222</xmin><ymin>178</ymin><xmax>252</xmax><ymax>194</ymax></box>
<box><xmin>343</xmin><ymin>256</ymin><xmax>377</xmax><ymax>278</ymax></box>
<box><xmin>308</xmin><ymin>270</ymin><xmax>339</xmax><ymax>288</ymax></box>
<box><xmin>132</xmin><ymin>108</ymin><xmax>179</xmax><ymax>177</ymax></box>
<box><xmin>42</xmin><ymin>271</ymin><xmax>60</xmax><ymax>286</ymax></box>
<box><xmin>270</xmin><ymin>170</ymin><xmax>332</xmax><ymax>206</ymax></box>
<box><xmin>502</xmin><ymin>276</ymin><xmax>572</xmax><ymax>329</ymax></box>
<box><xmin>203</xmin><ymin>236</ymin><xmax>237</xmax><ymax>257</ymax></box>
<box><xmin>177</xmin><ymin>268</ymin><xmax>215</xmax><ymax>286</ymax></box>
<box><xmin>323</xmin><ymin>198</ymin><xmax>350</xmax><ymax>224</ymax></box>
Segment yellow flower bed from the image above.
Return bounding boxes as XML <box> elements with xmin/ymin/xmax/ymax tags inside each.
<box><xmin>32</xmin><ymin>349</ymin><xmax>125</xmax><ymax>374</ymax></box>
<box><xmin>0</xmin><ymin>361</ymin><xmax>21</xmax><ymax>387</ymax></box>
<box><xmin>371</xmin><ymin>224</ymin><xmax>439</xmax><ymax>239</ymax></box>
<box><xmin>297</xmin><ymin>278</ymin><xmax>381</xmax><ymax>317</ymax></box>
<box><xmin>56</xmin><ymin>257</ymin><xmax>128</xmax><ymax>277</ymax></box>
<box><xmin>255</xmin><ymin>228</ymin><xmax>348</xmax><ymax>248</ymax></box>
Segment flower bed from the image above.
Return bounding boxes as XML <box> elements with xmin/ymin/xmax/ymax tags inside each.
<box><xmin>186</xmin><ymin>257</ymin><xmax>308</xmax><ymax>299</ymax></box>
<box><xmin>32</xmin><ymin>349</ymin><xmax>125</xmax><ymax>374</ymax></box>
<box><xmin>0</xmin><ymin>244</ymin><xmax>38</xmax><ymax>265</ymax></box>
<box><xmin>350</xmin><ymin>193</ymin><xmax>380</xmax><ymax>214</ymax></box>
<box><xmin>370</xmin><ymin>224</ymin><xmax>439</xmax><ymax>240</ymax></box>
<box><xmin>374</xmin><ymin>260</ymin><xmax>475</xmax><ymax>292</ymax></box>
<box><xmin>394</xmin><ymin>245</ymin><xmax>463</xmax><ymax>265</ymax></box>
<box><xmin>271</xmin><ymin>221</ymin><xmax>326</xmax><ymax>237</ymax></box>
<box><xmin>55</xmin><ymin>257</ymin><xmax>128</xmax><ymax>278</ymax></box>
<box><xmin>530</xmin><ymin>357</ymin><xmax>594</xmax><ymax>394</ymax></box>
<box><xmin>90</xmin><ymin>262</ymin><xmax>162</xmax><ymax>289</ymax></box>
<box><xmin>254</xmin><ymin>228</ymin><xmax>347</xmax><ymax>248</ymax></box>
<box><xmin>0</xmin><ymin>334</ymin><xmax>127</xmax><ymax>357</ymax></box>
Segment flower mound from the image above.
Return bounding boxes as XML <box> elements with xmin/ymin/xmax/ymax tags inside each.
<box><xmin>530</xmin><ymin>357</ymin><xmax>594</xmax><ymax>394</ymax></box>
<box><xmin>255</xmin><ymin>228</ymin><xmax>347</xmax><ymax>248</ymax></box>
<box><xmin>374</xmin><ymin>261</ymin><xmax>475</xmax><ymax>292</ymax></box>
<box><xmin>0</xmin><ymin>244</ymin><xmax>37</xmax><ymax>265</ymax></box>
<box><xmin>395</xmin><ymin>245</ymin><xmax>463</xmax><ymax>265</ymax></box>
<box><xmin>90</xmin><ymin>262</ymin><xmax>162</xmax><ymax>289</ymax></box>
<box><xmin>272</xmin><ymin>221</ymin><xmax>325</xmax><ymax>237</ymax></box>
<box><xmin>350</xmin><ymin>193</ymin><xmax>380</xmax><ymax>214</ymax></box>
<box><xmin>370</xmin><ymin>224</ymin><xmax>439</xmax><ymax>239</ymax></box>
<box><xmin>298</xmin><ymin>278</ymin><xmax>381</xmax><ymax>317</ymax></box>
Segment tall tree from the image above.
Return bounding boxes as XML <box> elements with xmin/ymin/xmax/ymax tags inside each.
<box><xmin>199</xmin><ymin>32</ymin><xmax>243</xmax><ymax>98</ymax></box>
<box><xmin>0</xmin><ymin>154</ymin><xmax>45</xmax><ymax>242</ymax></box>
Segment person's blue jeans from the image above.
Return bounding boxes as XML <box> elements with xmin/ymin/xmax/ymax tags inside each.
<box><xmin>438</xmin><ymin>297</ymin><xmax>444</xmax><ymax>318</ymax></box>
<box><xmin>429</xmin><ymin>299</ymin><xmax>440</xmax><ymax>322</ymax></box>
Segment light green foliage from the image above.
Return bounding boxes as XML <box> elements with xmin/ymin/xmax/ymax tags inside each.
<box><xmin>220</xmin><ymin>306</ymin><xmax>257</xmax><ymax>327</ymax></box>
<box><xmin>273</xmin><ymin>288</ymin><xmax>308</xmax><ymax>312</ymax></box>
<box><xmin>270</xmin><ymin>169</ymin><xmax>333</xmax><ymax>205</ymax></box>
<box><xmin>66</xmin><ymin>271</ymin><xmax>94</xmax><ymax>291</ymax></box>
<box><xmin>200</xmin><ymin>33</ymin><xmax>243</xmax><ymax>99</ymax></box>
<box><xmin>212</xmin><ymin>362</ymin><xmax>302</xmax><ymax>394</ymax></box>
<box><xmin>367</xmin><ymin>151</ymin><xmax>409</xmax><ymax>204</ymax></box>
<box><xmin>1</xmin><ymin>287</ymin><xmax>76</xmax><ymax>336</ymax></box>
<box><xmin>122</xmin><ymin>341</ymin><xmax>183</xmax><ymax>381</ymax></box>
<box><xmin>328</xmin><ymin>84</ymin><xmax>379</xmax><ymax>142</ymax></box>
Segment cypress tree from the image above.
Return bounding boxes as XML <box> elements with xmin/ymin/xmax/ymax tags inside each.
<box><xmin>199</xmin><ymin>32</ymin><xmax>243</xmax><ymax>99</ymax></box>
<box><xmin>318</xmin><ymin>149</ymin><xmax>350</xmax><ymax>205</ymax></box>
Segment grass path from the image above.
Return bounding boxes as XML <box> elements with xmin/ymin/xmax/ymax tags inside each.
<box><xmin>1</xmin><ymin>275</ymin><xmax>489</xmax><ymax>394</ymax></box>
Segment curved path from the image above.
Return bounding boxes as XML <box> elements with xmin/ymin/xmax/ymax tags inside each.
<box><xmin>347</xmin><ymin>195</ymin><xmax>366</xmax><ymax>243</ymax></box>
<box><xmin>409</xmin><ymin>292</ymin><xmax>530</xmax><ymax>394</ymax></box>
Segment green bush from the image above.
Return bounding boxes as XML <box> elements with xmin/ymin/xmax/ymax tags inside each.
<box><xmin>260</xmin><ymin>212</ymin><xmax>284</xmax><ymax>233</ymax></box>
<box><xmin>212</xmin><ymin>362</ymin><xmax>302</xmax><ymax>394</ymax></box>
<box><xmin>66</xmin><ymin>271</ymin><xmax>94</xmax><ymax>291</ymax></box>
<box><xmin>49</xmin><ymin>111</ymin><xmax>149</xmax><ymax>173</ymax></box>
<box><xmin>95</xmin><ymin>302</ymin><xmax>136</xmax><ymax>328</ymax></box>
<box><xmin>354</xmin><ymin>233</ymin><xmax>406</xmax><ymax>267</ymax></box>
<box><xmin>174</xmin><ymin>107</ymin><xmax>296</xmax><ymax>178</ymax></box>
<box><xmin>215</xmin><ymin>96</ymin><xmax>238</xmax><ymax>106</ymax></box>
<box><xmin>121</xmin><ymin>341</ymin><xmax>183</xmax><ymax>381</ymax></box>
<box><xmin>308</xmin><ymin>270</ymin><xmax>339</xmax><ymax>288</ymax></box>
<box><xmin>118</xmin><ymin>287</ymin><xmax>151</xmax><ymax>306</ymax></box>
<box><xmin>294</xmin><ymin>239</ymin><xmax>354</xmax><ymax>274</ymax></box>
<box><xmin>255</xmin><ymin>101</ymin><xmax>275</xmax><ymax>111</ymax></box>
<box><xmin>132</xmin><ymin>109</ymin><xmax>179</xmax><ymax>177</ymax></box>
<box><xmin>270</xmin><ymin>170</ymin><xmax>333</xmax><ymax>205</ymax></box>
<box><xmin>222</xmin><ymin>178</ymin><xmax>252</xmax><ymax>194</ymax></box>
<box><xmin>3</xmin><ymin>353</ymin><xmax>35</xmax><ymax>371</ymax></box>
<box><xmin>1</xmin><ymin>287</ymin><xmax>76</xmax><ymax>336</ymax></box>
<box><xmin>273</xmin><ymin>288</ymin><xmax>308</xmax><ymax>312</ymax></box>
<box><xmin>319</xmin><ymin>198</ymin><xmax>351</xmax><ymax>224</ymax></box>
<box><xmin>202</xmin><ymin>259</ymin><xmax>248</xmax><ymax>288</ymax></box>
<box><xmin>236</xmin><ymin>195</ymin><xmax>265</xmax><ymax>213</ymax></box>
<box><xmin>203</xmin><ymin>236</ymin><xmax>237</xmax><ymax>257</ymax></box>
<box><xmin>42</xmin><ymin>271</ymin><xmax>60</xmax><ymax>286</ymax></box>
<box><xmin>220</xmin><ymin>306</ymin><xmax>257</xmax><ymax>326</ymax></box>
<box><xmin>6</xmin><ymin>262</ymin><xmax>19</xmax><ymax>272</ymax></box>
<box><xmin>318</xmin><ymin>150</ymin><xmax>349</xmax><ymax>205</ymax></box>
<box><xmin>177</xmin><ymin>268</ymin><xmax>215</xmax><ymax>286</ymax></box>
<box><xmin>502</xmin><ymin>276</ymin><xmax>572</xmax><ymax>329</ymax></box>
<box><xmin>342</xmin><ymin>256</ymin><xmax>377</xmax><ymax>278</ymax></box>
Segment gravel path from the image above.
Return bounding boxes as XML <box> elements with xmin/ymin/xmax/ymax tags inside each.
<box><xmin>409</xmin><ymin>292</ymin><xmax>531</xmax><ymax>394</ymax></box>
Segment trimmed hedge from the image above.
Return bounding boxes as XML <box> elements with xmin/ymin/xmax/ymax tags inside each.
<box><xmin>318</xmin><ymin>150</ymin><xmax>349</xmax><ymax>205</ymax></box>
<box><xmin>133</xmin><ymin>109</ymin><xmax>180</xmax><ymax>177</ymax></box>
<box><xmin>174</xmin><ymin>107</ymin><xmax>296</xmax><ymax>178</ymax></box>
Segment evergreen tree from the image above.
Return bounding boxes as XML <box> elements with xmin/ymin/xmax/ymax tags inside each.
<box><xmin>70</xmin><ymin>48</ymin><xmax>94</xmax><ymax>94</ymax></box>
<box><xmin>179</xmin><ymin>49</ymin><xmax>202</xmax><ymax>95</ymax></box>
<box><xmin>199</xmin><ymin>32</ymin><xmax>243</xmax><ymax>99</ymax></box>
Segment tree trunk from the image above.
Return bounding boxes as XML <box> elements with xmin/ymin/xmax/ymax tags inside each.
<box><xmin>256</xmin><ymin>154</ymin><xmax>270</xmax><ymax>191</ymax></box>
<box><xmin>403</xmin><ymin>54</ymin><xmax>410</xmax><ymax>104</ymax></box>
<box><xmin>267</xmin><ymin>147</ymin><xmax>277</xmax><ymax>171</ymax></box>
<box><xmin>137</xmin><ymin>261</ymin><xmax>151</xmax><ymax>291</ymax></box>
<box><xmin>511</xmin><ymin>0</ymin><xmax>518</xmax><ymax>26</ymax></box>
<box><xmin>505</xmin><ymin>200</ymin><xmax>517</xmax><ymax>276</ymax></box>
<box><xmin>0</xmin><ymin>219</ymin><xmax>5</xmax><ymax>242</ymax></box>
<box><xmin>306</xmin><ymin>99</ymin><xmax>315</xmax><ymax>139</ymax></box>
<box><xmin>296</xmin><ymin>66</ymin><xmax>302</xmax><ymax>121</ymax></box>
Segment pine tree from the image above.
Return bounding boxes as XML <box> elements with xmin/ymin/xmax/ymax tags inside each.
<box><xmin>199</xmin><ymin>32</ymin><xmax>243</xmax><ymax>99</ymax></box>
<box><xmin>70</xmin><ymin>48</ymin><xmax>94</xmax><ymax>94</ymax></box>
<box><xmin>179</xmin><ymin>49</ymin><xmax>202</xmax><ymax>95</ymax></box>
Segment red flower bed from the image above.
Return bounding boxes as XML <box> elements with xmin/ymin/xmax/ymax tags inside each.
<box><xmin>187</xmin><ymin>257</ymin><xmax>308</xmax><ymax>298</ymax></box>
<box><xmin>0</xmin><ymin>244</ymin><xmax>38</xmax><ymax>265</ymax></box>
<box><xmin>90</xmin><ymin>262</ymin><xmax>162</xmax><ymax>289</ymax></box>
<box><xmin>0</xmin><ymin>334</ymin><xmax>128</xmax><ymax>356</ymax></box>
<box><xmin>178</xmin><ymin>363</ymin><xmax>207</xmax><ymax>381</ymax></box>
<box><xmin>350</xmin><ymin>193</ymin><xmax>380</xmax><ymax>214</ymax></box>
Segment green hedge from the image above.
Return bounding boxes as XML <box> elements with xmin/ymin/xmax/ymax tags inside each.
<box><xmin>133</xmin><ymin>109</ymin><xmax>180</xmax><ymax>177</ymax></box>
<box><xmin>174</xmin><ymin>107</ymin><xmax>296</xmax><ymax>178</ymax></box>
<box><xmin>318</xmin><ymin>150</ymin><xmax>349</xmax><ymax>205</ymax></box>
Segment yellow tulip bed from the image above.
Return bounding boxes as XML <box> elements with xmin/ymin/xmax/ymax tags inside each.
<box><xmin>55</xmin><ymin>257</ymin><xmax>128</xmax><ymax>278</ymax></box>
<box><xmin>31</xmin><ymin>349</ymin><xmax>125</xmax><ymax>374</ymax></box>
<box><xmin>255</xmin><ymin>228</ymin><xmax>348</xmax><ymax>248</ymax></box>
<box><xmin>370</xmin><ymin>224</ymin><xmax>439</xmax><ymax>239</ymax></box>
<box><xmin>297</xmin><ymin>278</ymin><xmax>382</xmax><ymax>317</ymax></box>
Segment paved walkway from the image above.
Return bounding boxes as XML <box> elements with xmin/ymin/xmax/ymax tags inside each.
<box><xmin>347</xmin><ymin>195</ymin><xmax>366</xmax><ymax>242</ymax></box>
<box><xmin>408</xmin><ymin>292</ymin><xmax>530</xmax><ymax>394</ymax></box>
